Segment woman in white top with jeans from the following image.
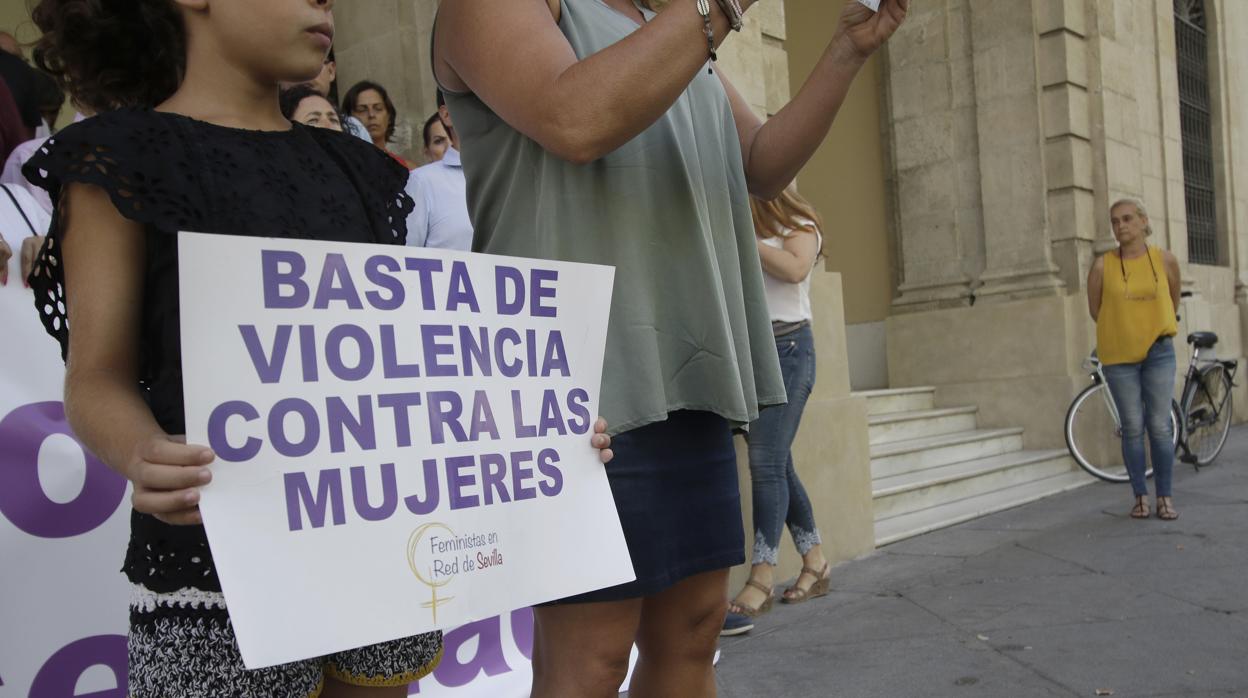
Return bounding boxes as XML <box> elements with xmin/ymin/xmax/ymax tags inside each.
<box><xmin>726</xmin><ymin>186</ymin><xmax>829</xmax><ymax>627</ymax></box>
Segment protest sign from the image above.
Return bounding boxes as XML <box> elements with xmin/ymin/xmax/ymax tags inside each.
<box><xmin>178</xmin><ymin>233</ymin><xmax>632</xmax><ymax>669</ymax></box>
<box><xmin>0</xmin><ymin>275</ymin><xmax>131</xmax><ymax>698</ymax></box>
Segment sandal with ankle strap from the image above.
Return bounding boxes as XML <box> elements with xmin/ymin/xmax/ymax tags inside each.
<box><xmin>1129</xmin><ymin>496</ymin><xmax>1150</xmax><ymax>519</ymax></box>
<box><xmin>1156</xmin><ymin>498</ymin><xmax>1179</xmax><ymax>521</ymax></box>
<box><xmin>781</xmin><ymin>562</ymin><xmax>831</xmax><ymax>604</ymax></box>
<box><xmin>727</xmin><ymin>580</ymin><xmax>774</xmax><ymax>618</ymax></box>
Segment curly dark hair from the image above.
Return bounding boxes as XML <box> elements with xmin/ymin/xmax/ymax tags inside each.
<box><xmin>342</xmin><ymin>80</ymin><xmax>397</xmax><ymax>143</ymax></box>
<box><xmin>30</xmin><ymin>0</ymin><xmax>186</xmax><ymax>113</ymax></box>
<box><xmin>279</xmin><ymin>83</ymin><xmax>325</xmax><ymax>122</ymax></box>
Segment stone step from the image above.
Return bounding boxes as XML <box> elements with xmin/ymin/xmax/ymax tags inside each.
<box><xmin>872</xmin><ymin>450</ymin><xmax>1074</xmax><ymax>521</ymax></box>
<box><xmin>868</xmin><ymin>406</ymin><xmax>978</xmax><ymax>445</ymax></box>
<box><xmin>854</xmin><ymin>386</ymin><xmax>937</xmax><ymax>416</ymax></box>
<box><xmin>873</xmin><ymin>469</ymin><xmax>1095</xmax><ymax>546</ymax></box>
<box><xmin>870</xmin><ymin>428</ymin><xmax>1026</xmax><ymax>479</ymax></box>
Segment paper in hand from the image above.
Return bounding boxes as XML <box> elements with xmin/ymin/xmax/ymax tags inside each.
<box><xmin>857</xmin><ymin>0</ymin><xmax>881</xmax><ymax>11</ymax></box>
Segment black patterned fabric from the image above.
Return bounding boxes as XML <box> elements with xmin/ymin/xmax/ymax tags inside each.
<box><xmin>22</xmin><ymin>108</ymin><xmax>413</xmax><ymax>595</ymax></box>
<box><xmin>127</xmin><ymin>596</ymin><xmax>442</xmax><ymax>698</ymax></box>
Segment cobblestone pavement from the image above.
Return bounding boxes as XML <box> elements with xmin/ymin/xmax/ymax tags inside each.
<box><xmin>714</xmin><ymin>427</ymin><xmax>1248</xmax><ymax>697</ymax></box>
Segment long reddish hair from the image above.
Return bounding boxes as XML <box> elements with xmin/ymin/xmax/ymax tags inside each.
<box><xmin>751</xmin><ymin>187</ymin><xmax>824</xmax><ymax>240</ymax></box>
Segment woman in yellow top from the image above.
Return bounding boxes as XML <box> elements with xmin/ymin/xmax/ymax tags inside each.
<box><xmin>1087</xmin><ymin>199</ymin><xmax>1181</xmax><ymax>520</ymax></box>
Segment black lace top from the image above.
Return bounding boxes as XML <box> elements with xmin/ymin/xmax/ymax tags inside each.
<box><xmin>24</xmin><ymin>109</ymin><xmax>413</xmax><ymax>593</ymax></box>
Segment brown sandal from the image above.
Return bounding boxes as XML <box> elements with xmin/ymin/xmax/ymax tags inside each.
<box><xmin>728</xmin><ymin>580</ymin><xmax>774</xmax><ymax>617</ymax></box>
<box><xmin>781</xmin><ymin>562</ymin><xmax>831</xmax><ymax>604</ymax></box>
<box><xmin>1129</xmin><ymin>496</ymin><xmax>1150</xmax><ymax>519</ymax></box>
<box><xmin>1156</xmin><ymin>497</ymin><xmax>1179</xmax><ymax>521</ymax></box>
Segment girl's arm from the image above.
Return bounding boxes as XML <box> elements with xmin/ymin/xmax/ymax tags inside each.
<box><xmin>722</xmin><ymin>0</ymin><xmax>909</xmax><ymax>198</ymax></box>
<box><xmin>757</xmin><ymin>231</ymin><xmax>820</xmax><ymax>284</ymax></box>
<box><xmin>436</xmin><ymin>0</ymin><xmax>751</xmax><ymax>164</ymax></box>
<box><xmin>1087</xmin><ymin>255</ymin><xmax>1104</xmax><ymax>321</ymax></box>
<box><xmin>60</xmin><ymin>183</ymin><xmax>214</xmax><ymax>525</ymax></box>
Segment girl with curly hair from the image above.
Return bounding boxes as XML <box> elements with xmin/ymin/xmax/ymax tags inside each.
<box><xmin>24</xmin><ymin>0</ymin><xmax>611</xmax><ymax>695</ymax></box>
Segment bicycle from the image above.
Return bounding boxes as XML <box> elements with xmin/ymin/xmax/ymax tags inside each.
<box><xmin>1065</xmin><ymin>306</ymin><xmax>1237</xmax><ymax>483</ymax></box>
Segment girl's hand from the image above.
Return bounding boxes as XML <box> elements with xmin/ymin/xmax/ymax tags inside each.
<box><xmin>128</xmin><ymin>434</ymin><xmax>215</xmax><ymax>526</ymax></box>
<box><xmin>592</xmin><ymin>417</ymin><xmax>614</xmax><ymax>464</ymax></box>
<box><xmin>838</xmin><ymin>0</ymin><xmax>909</xmax><ymax>59</ymax></box>
<box><xmin>20</xmin><ymin>235</ymin><xmax>45</xmax><ymax>286</ymax></box>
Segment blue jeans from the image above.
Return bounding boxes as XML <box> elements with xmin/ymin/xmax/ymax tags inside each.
<box><xmin>745</xmin><ymin>324</ymin><xmax>820</xmax><ymax>566</ymax></box>
<box><xmin>1103</xmin><ymin>337</ymin><xmax>1177</xmax><ymax>497</ymax></box>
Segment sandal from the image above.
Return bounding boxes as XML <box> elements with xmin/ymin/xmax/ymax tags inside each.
<box><xmin>727</xmin><ymin>580</ymin><xmax>774</xmax><ymax>618</ymax></box>
<box><xmin>1129</xmin><ymin>496</ymin><xmax>1150</xmax><ymax>519</ymax></box>
<box><xmin>781</xmin><ymin>562</ymin><xmax>831</xmax><ymax>604</ymax></box>
<box><xmin>1156</xmin><ymin>497</ymin><xmax>1179</xmax><ymax>521</ymax></box>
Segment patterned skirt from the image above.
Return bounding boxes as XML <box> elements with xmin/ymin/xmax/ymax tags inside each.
<box><xmin>128</xmin><ymin>583</ymin><xmax>443</xmax><ymax>697</ymax></box>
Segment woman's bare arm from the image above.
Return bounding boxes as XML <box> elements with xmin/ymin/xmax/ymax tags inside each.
<box><xmin>1163</xmin><ymin>250</ymin><xmax>1181</xmax><ymax>315</ymax></box>
<box><xmin>436</xmin><ymin>0</ymin><xmax>748</xmax><ymax>164</ymax></box>
<box><xmin>757</xmin><ymin>231</ymin><xmax>820</xmax><ymax>284</ymax></box>
<box><xmin>60</xmin><ymin>183</ymin><xmax>214</xmax><ymax>525</ymax></box>
<box><xmin>1087</xmin><ymin>255</ymin><xmax>1104</xmax><ymax>321</ymax></box>
<box><xmin>722</xmin><ymin>0</ymin><xmax>909</xmax><ymax>198</ymax></box>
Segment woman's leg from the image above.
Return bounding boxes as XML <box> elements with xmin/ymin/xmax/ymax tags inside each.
<box><xmin>776</xmin><ymin>328</ymin><xmax>826</xmax><ymax>597</ymax></box>
<box><xmin>1103</xmin><ymin>361</ymin><xmax>1150</xmax><ymax>498</ymax></box>
<box><xmin>781</xmin><ymin>453</ymin><xmax>829</xmax><ymax>598</ymax></box>
<box><xmin>734</xmin><ymin>330</ymin><xmax>813</xmax><ymax>609</ymax></box>
<box><xmin>530</xmin><ymin>599</ymin><xmax>642</xmax><ymax>698</ymax></box>
<box><xmin>632</xmin><ymin>568</ymin><xmax>730</xmax><ymax>698</ymax></box>
<box><xmin>1141</xmin><ymin>338</ymin><xmax>1178</xmax><ymax>512</ymax></box>
<box><xmin>737</xmin><ymin>404</ymin><xmax>788</xmax><ymax>610</ymax></box>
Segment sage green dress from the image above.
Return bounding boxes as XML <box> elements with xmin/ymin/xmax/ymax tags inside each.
<box><xmin>440</xmin><ymin>0</ymin><xmax>785</xmax><ymax>437</ymax></box>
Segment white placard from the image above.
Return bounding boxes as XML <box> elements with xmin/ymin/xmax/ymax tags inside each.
<box><xmin>857</xmin><ymin>0</ymin><xmax>881</xmax><ymax>11</ymax></box>
<box><xmin>0</xmin><ymin>274</ymin><xmax>131</xmax><ymax>698</ymax></box>
<box><xmin>179</xmin><ymin>233</ymin><xmax>632</xmax><ymax>669</ymax></box>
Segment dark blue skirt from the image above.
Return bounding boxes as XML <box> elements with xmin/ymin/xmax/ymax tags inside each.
<box><xmin>547</xmin><ymin>410</ymin><xmax>745</xmax><ymax>604</ymax></box>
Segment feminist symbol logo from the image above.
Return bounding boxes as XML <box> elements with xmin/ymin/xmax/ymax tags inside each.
<box><xmin>407</xmin><ymin>523</ymin><xmax>456</xmax><ymax>624</ymax></box>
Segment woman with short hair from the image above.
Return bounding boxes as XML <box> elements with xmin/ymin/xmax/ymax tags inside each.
<box><xmin>343</xmin><ymin>79</ymin><xmax>412</xmax><ymax>168</ymax></box>
<box><xmin>1087</xmin><ymin>198</ymin><xmax>1182</xmax><ymax>521</ymax></box>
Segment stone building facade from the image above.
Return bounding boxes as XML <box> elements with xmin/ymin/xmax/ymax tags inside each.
<box><xmin>880</xmin><ymin>0</ymin><xmax>1248</xmax><ymax>450</ymax></box>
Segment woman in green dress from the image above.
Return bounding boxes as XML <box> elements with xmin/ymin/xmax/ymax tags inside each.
<box><xmin>433</xmin><ymin>0</ymin><xmax>908</xmax><ymax>695</ymax></box>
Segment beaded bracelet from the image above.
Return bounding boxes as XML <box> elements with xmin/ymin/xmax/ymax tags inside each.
<box><xmin>696</xmin><ymin>0</ymin><xmax>717</xmax><ymax>73</ymax></box>
<box><xmin>713</xmin><ymin>0</ymin><xmax>744</xmax><ymax>31</ymax></box>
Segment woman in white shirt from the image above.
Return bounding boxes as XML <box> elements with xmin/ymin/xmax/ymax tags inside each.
<box><xmin>725</xmin><ymin>186</ymin><xmax>829</xmax><ymax>628</ymax></box>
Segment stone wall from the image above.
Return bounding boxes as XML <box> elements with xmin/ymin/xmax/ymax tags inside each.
<box><xmin>885</xmin><ymin>0</ymin><xmax>1248</xmax><ymax>449</ymax></box>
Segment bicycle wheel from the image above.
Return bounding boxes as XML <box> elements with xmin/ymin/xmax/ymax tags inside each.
<box><xmin>1182</xmin><ymin>364</ymin><xmax>1233</xmax><ymax>465</ymax></box>
<box><xmin>1065</xmin><ymin>382</ymin><xmax>1176</xmax><ymax>482</ymax></box>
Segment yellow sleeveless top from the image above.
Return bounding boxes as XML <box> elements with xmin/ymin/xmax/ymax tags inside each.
<box><xmin>1097</xmin><ymin>246</ymin><xmax>1177</xmax><ymax>365</ymax></box>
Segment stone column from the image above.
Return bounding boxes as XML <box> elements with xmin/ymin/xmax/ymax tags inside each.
<box><xmin>968</xmin><ymin>0</ymin><xmax>1066</xmax><ymax>302</ymax></box>
<box><xmin>331</xmin><ymin>1</ymin><xmax>441</xmax><ymax>162</ymax></box>
<box><xmin>1037</xmin><ymin>0</ymin><xmax>1098</xmax><ymax>290</ymax></box>
<box><xmin>884</xmin><ymin>0</ymin><xmax>980</xmax><ymax>312</ymax></box>
<box><xmin>1205</xmin><ymin>0</ymin><xmax>1248</xmax><ymax>301</ymax></box>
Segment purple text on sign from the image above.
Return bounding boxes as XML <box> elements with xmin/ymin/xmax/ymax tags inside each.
<box><xmin>29</xmin><ymin>634</ymin><xmax>127</xmax><ymax>698</ymax></box>
<box><xmin>408</xmin><ymin>608</ymin><xmax>534</xmax><ymax>693</ymax></box>
<box><xmin>0</xmin><ymin>402</ymin><xmax>126</xmax><ymax>538</ymax></box>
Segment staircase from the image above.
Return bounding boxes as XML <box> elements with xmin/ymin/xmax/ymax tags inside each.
<box><xmin>860</xmin><ymin>387</ymin><xmax>1093</xmax><ymax>546</ymax></box>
